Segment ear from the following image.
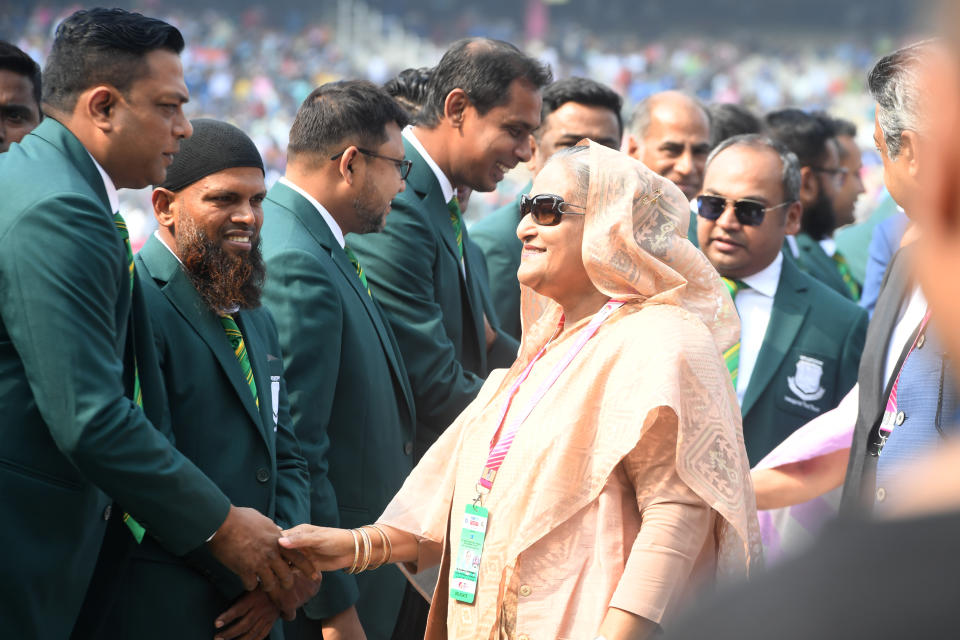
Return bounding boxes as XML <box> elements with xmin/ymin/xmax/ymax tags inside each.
<box><xmin>783</xmin><ymin>200</ymin><xmax>803</xmax><ymax>235</ymax></box>
<box><xmin>899</xmin><ymin>130</ymin><xmax>921</xmax><ymax>178</ymax></box>
<box><xmin>622</xmin><ymin>133</ymin><xmax>641</xmax><ymax>159</ymax></box>
<box><xmin>443</xmin><ymin>88</ymin><xmax>470</xmax><ymax>128</ymax></box>
<box><xmin>527</xmin><ymin>134</ymin><xmax>541</xmax><ymax>173</ymax></box>
<box><xmin>337</xmin><ymin>146</ymin><xmax>361</xmax><ymax>186</ymax></box>
<box><xmin>84</xmin><ymin>86</ymin><xmax>121</xmax><ymax>133</ymax></box>
<box><xmin>152</xmin><ymin>188</ymin><xmax>177</xmax><ymax>229</ymax></box>
<box><xmin>798</xmin><ymin>166</ymin><xmax>819</xmax><ymax>204</ymax></box>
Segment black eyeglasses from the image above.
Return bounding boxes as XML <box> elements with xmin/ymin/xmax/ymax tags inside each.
<box><xmin>330</xmin><ymin>147</ymin><xmax>413</xmax><ymax>180</ymax></box>
<box><xmin>811</xmin><ymin>166</ymin><xmax>849</xmax><ymax>188</ymax></box>
<box><xmin>520</xmin><ymin>193</ymin><xmax>586</xmax><ymax>226</ymax></box>
<box><xmin>697</xmin><ymin>194</ymin><xmax>792</xmax><ymax>226</ymax></box>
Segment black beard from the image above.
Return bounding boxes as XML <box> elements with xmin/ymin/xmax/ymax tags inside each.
<box><xmin>801</xmin><ymin>182</ymin><xmax>837</xmax><ymax>241</ymax></box>
<box><xmin>176</xmin><ymin>221</ymin><xmax>265</xmax><ymax>313</ymax></box>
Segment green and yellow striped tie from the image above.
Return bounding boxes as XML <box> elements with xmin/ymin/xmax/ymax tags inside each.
<box><xmin>832</xmin><ymin>251</ymin><xmax>861</xmax><ymax>301</ymax></box>
<box><xmin>220</xmin><ymin>314</ymin><xmax>259</xmax><ymax>407</ymax></box>
<box><xmin>113</xmin><ymin>212</ymin><xmax>146</xmax><ymax>543</ymax></box>
<box><xmin>721</xmin><ymin>277</ymin><xmax>748</xmax><ymax>388</ymax></box>
<box><xmin>343</xmin><ymin>245</ymin><xmax>372</xmax><ymax>297</ymax></box>
<box><xmin>447</xmin><ymin>196</ymin><xmax>464</xmax><ymax>262</ymax></box>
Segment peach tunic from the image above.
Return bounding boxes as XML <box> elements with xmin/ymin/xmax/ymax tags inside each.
<box><xmin>379</xmin><ymin>142</ymin><xmax>761</xmax><ymax>639</ymax></box>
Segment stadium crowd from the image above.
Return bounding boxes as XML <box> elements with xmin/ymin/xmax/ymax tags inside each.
<box><xmin>2</xmin><ymin>3</ymin><xmax>959</xmax><ymax>640</ymax></box>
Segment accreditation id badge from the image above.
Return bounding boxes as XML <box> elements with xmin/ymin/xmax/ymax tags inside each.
<box><xmin>450</xmin><ymin>503</ymin><xmax>488</xmax><ymax>604</ymax></box>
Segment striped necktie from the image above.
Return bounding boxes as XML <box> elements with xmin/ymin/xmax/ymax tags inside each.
<box><xmin>447</xmin><ymin>195</ymin><xmax>464</xmax><ymax>262</ymax></box>
<box><xmin>112</xmin><ymin>212</ymin><xmax>145</xmax><ymax>543</ymax></box>
<box><xmin>721</xmin><ymin>277</ymin><xmax>748</xmax><ymax>388</ymax></box>
<box><xmin>832</xmin><ymin>251</ymin><xmax>861</xmax><ymax>301</ymax></box>
<box><xmin>220</xmin><ymin>313</ymin><xmax>259</xmax><ymax>407</ymax></box>
<box><xmin>343</xmin><ymin>245</ymin><xmax>372</xmax><ymax>297</ymax></box>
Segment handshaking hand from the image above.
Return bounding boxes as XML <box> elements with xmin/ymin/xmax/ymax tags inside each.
<box><xmin>277</xmin><ymin>524</ymin><xmax>356</xmax><ymax>572</ymax></box>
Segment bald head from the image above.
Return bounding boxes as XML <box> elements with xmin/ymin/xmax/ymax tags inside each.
<box><xmin>624</xmin><ymin>91</ymin><xmax>711</xmax><ymax>199</ymax></box>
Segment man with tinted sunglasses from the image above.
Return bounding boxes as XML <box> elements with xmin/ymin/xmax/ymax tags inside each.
<box><xmin>698</xmin><ymin>134</ymin><xmax>868</xmax><ymax>465</ymax></box>
<box><xmin>472</xmin><ymin>77</ymin><xmax>623</xmax><ymax>341</ymax></box>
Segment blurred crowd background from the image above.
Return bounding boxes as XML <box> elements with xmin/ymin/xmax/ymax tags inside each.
<box><xmin>0</xmin><ymin>0</ymin><xmax>932</xmax><ymax>248</ymax></box>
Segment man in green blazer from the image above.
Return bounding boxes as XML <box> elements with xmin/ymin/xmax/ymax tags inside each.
<box><xmin>0</xmin><ymin>11</ymin><xmax>311</xmax><ymax>638</ymax></box>
<box><xmin>81</xmin><ymin>120</ymin><xmax>313</xmax><ymax>639</ymax></box>
<box><xmin>472</xmin><ymin>77</ymin><xmax>623</xmax><ymax>342</ymax></box>
<box><xmin>698</xmin><ymin>135</ymin><xmax>868</xmax><ymax>465</ymax></box>
<box><xmin>261</xmin><ymin>82</ymin><xmax>416</xmax><ymax>640</ymax></box>
<box><xmin>350</xmin><ymin>38</ymin><xmax>552</xmax><ymax>457</ymax></box>
<box><xmin>766</xmin><ymin>109</ymin><xmax>860</xmax><ymax>301</ymax></box>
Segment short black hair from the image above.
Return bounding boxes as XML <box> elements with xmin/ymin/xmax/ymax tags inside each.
<box><xmin>42</xmin><ymin>8</ymin><xmax>184</xmax><ymax>112</ymax></box>
<box><xmin>383</xmin><ymin>67</ymin><xmax>432</xmax><ymax>118</ymax></box>
<box><xmin>708</xmin><ymin>103</ymin><xmax>761</xmax><ymax>148</ymax></box>
<box><xmin>417</xmin><ymin>38</ymin><xmax>553</xmax><ymax>127</ymax></box>
<box><xmin>763</xmin><ymin>108</ymin><xmax>837</xmax><ymax>168</ymax></box>
<box><xmin>831</xmin><ymin>117</ymin><xmax>857</xmax><ymax>138</ymax></box>
<box><xmin>0</xmin><ymin>41</ymin><xmax>41</xmax><ymax>108</ymax></box>
<box><xmin>537</xmin><ymin>77</ymin><xmax>623</xmax><ymax>140</ymax></box>
<box><xmin>288</xmin><ymin>80</ymin><xmax>410</xmax><ymax>160</ymax></box>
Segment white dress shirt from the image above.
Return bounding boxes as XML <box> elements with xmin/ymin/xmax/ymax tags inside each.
<box><xmin>819</xmin><ymin>236</ymin><xmax>837</xmax><ymax>258</ymax></box>
<box><xmin>883</xmin><ymin>285</ymin><xmax>928</xmax><ymax>385</ymax></box>
<box><xmin>734</xmin><ymin>252</ymin><xmax>783</xmax><ymax>405</ymax></box>
<box><xmin>279</xmin><ymin>176</ymin><xmax>345</xmax><ymax>248</ymax></box>
<box><xmin>87</xmin><ymin>151</ymin><xmax>120</xmax><ymax>214</ymax></box>
<box><xmin>402</xmin><ymin>125</ymin><xmax>454</xmax><ymax>203</ymax></box>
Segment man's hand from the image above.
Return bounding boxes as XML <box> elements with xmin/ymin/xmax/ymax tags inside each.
<box><xmin>266</xmin><ymin>569</ymin><xmax>321</xmax><ymax>621</ymax></box>
<box><xmin>213</xmin><ymin>589</ymin><xmax>278</xmax><ymax>640</ymax></box>
<box><xmin>321</xmin><ymin>606</ymin><xmax>367</xmax><ymax>640</ymax></box>
<box><xmin>483</xmin><ymin>313</ymin><xmax>497</xmax><ymax>351</ymax></box>
<box><xmin>207</xmin><ymin>506</ymin><xmax>320</xmax><ymax>592</ymax></box>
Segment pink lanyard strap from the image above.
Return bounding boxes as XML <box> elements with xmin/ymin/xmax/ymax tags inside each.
<box><xmin>874</xmin><ymin>308</ymin><xmax>932</xmax><ymax>454</ymax></box>
<box><xmin>475</xmin><ymin>299</ymin><xmax>625</xmax><ymax>497</ymax></box>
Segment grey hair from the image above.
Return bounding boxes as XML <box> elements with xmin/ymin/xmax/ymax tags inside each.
<box><xmin>629</xmin><ymin>91</ymin><xmax>711</xmax><ymax>139</ymax></box>
<box><xmin>706</xmin><ymin>134</ymin><xmax>801</xmax><ymax>203</ymax></box>
<box><xmin>546</xmin><ymin>145</ymin><xmax>590</xmax><ymax>200</ymax></box>
<box><xmin>868</xmin><ymin>40</ymin><xmax>938</xmax><ymax>160</ymax></box>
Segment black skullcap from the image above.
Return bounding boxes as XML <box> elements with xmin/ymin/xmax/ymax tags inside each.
<box><xmin>159</xmin><ymin>118</ymin><xmax>264</xmax><ymax>192</ymax></box>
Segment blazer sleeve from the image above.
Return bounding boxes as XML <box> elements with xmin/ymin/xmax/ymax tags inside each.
<box><xmin>261</xmin><ymin>248</ymin><xmax>359</xmax><ymax>618</ymax></box>
<box><xmin>351</xmin><ymin>198</ymin><xmax>485</xmax><ymax>433</ymax></box>
<box><xmin>0</xmin><ymin>194</ymin><xmax>230</xmax><ymax>555</ymax></box>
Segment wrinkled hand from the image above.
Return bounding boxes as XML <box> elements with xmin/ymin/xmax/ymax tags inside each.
<box><xmin>208</xmin><ymin>506</ymin><xmax>320</xmax><ymax>592</ymax></box>
<box><xmin>483</xmin><ymin>313</ymin><xmax>497</xmax><ymax>351</ymax></box>
<box><xmin>266</xmin><ymin>569</ymin><xmax>320</xmax><ymax>621</ymax></box>
<box><xmin>278</xmin><ymin>524</ymin><xmax>355</xmax><ymax>572</ymax></box>
<box><xmin>322</xmin><ymin>606</ymin><xmax>367</xmax><ymax>640</ymax></box>
<box><xmin>213</xmin><ymin>589</ymin><xmax>278</xmax><ymax>640</ymax></box>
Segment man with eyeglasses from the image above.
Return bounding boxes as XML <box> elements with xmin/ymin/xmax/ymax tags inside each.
<box><xmin>259</xmin><ymin>80</ymin><xmax>416</xmax><ymax>640</ymax></box>
<box><xmin>697</xmin><ymin>134</ymin><xmax>867</xmax><ymax>464</ymax></box>
<box><xmin>765</xmin><ymin>109</ymin><xmax>860</xmax><ymax>300</ymax></box>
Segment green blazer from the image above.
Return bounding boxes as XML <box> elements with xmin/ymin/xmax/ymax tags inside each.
<box><xmin>0</xmin><ymin>118</ymin><xmax>230</xmax><ymax>639</ymax></box>
<box><xmin>471</xmin><ymin>185</ymin><xmax>528</xmax><ymax>342</ymax></box>
<box><xmin>83</xmin><ymin>235</ymin><xmax>311</xmax><ymax>639</ymax></box>
<box><xmin>785</xmin><ymin>232</ymin><xmax>854</xmax><ymax>300</ymax></box>
<box><xmin>740</xmin><ymin>257</ymin><xmax>868</xmax><ymax>464</ymax></box>
<box><xmin>349</xmin><ymin>139</ymin><xmax>520</xmax><ymax>456</ymax></box>
<box><xmin>261</xmin><ymin>182</ymin><xmax>416</xmax><ymax>638</ymax></box>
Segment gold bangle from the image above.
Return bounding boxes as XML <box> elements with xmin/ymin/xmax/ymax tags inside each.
<box><xmin>362</xmin><ymin>525</ymin><xmax>387</xmax><ymax>570</ymax></box>
<box><xmin>368</xmin><ymin>524</ymin><xmax>392</xmax><ymax>567</ymax></box>
<box><xmin>345</xmin><ymin>528</ymin><xmax>360</xmax><ymax>574</ymax></box>
<box><xmin>356</xmin><ymin>527</ymin><xmax>373</xmax><ymax>573</ymax></box>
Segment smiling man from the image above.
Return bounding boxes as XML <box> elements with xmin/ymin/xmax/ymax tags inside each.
<box><xmin>697</xmin><ymin>134</ymin><xmax>867</xmax><ymax>464</ymax></box>
<box><xmin>0</xmin><ymin>40</ymin><xmax>42</xmax><ymax>153</ymax></box>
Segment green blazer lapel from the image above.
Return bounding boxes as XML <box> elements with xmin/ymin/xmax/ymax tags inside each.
<box><xmin>236</xmin><ymin>311</ymin><xmax>276</xmax><ymax>454</ymax></box>
<box><xmin>29</xmin><ymin>117</ymin><xmax>111</xmax><ymax>213</ymax></box>
<box><xmin>137</xmin><ymin>235</ymin><xmax>263</xmax><ymax>429</ymax></box>
<box><xmin>741</xmin><ymin>258</ymin><xmax>811</xmax><ymax>417</ymax></box>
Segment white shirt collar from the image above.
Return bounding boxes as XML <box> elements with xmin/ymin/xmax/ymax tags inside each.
<box><xmin>279</xmin><ymin>176</ymin><xmax>345</xmax><ymax>248</ymax></box>
<box><xmin>86</xmin><ymin>151</ymin><xmax>120</xmax><ymax>214</ymax></box>
<box><xmin>403</xmin><ymin>125</ymin><xmax>455</xmax><ymax>203</ymax></box>
<box><xmin>819</xmin><ymin>236</ymin><xmax>837</xmax><ymax>257</ymax></box>
<box><xmin>740</xmin><ymin>250</ymin><xmax>782</xmax><ymax>299</ymax></box>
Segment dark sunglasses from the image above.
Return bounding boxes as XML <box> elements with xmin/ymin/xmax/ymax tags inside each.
<box><xmin>520</xmin><ymin>193</ymin><xmax>586</xmax><ymax>226</ymax></box>
<box><xmin>697</xmin><ymin>194</ymin><xmax>792</xmax><ymax>227</ymax></box>
<box><xmin>330</xmin><ymin>147</ymin><xmax>413</xmax><ymax>180</ymax></box>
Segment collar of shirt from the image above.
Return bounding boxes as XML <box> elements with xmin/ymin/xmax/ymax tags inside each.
<box><xmin>819</xmin><ymin>236</ymin><xmax>837</xmax><ymax>257</ymax></box>
<box><xmin>403</xmin><ymin>125</ymin><xmax>455</xmax><ymax>204</ymax></box>
<box><xmin>86</xmin><ymin>150</ymin><xmax>120</xmax><ymax>214</ymax></box>
<box><xmin>740</xmin><ymin>250</ymin><xmax>782</xmax><ymax>299</ymax></box>
<box><xmin>279</xmin><ymin>176</ymin><xmax>345</xmax><ymax>248</ymax></box>
<box><xmin>784</xmin><ymin>234</ymin><xmax>800</xmax><ymax>259</ymax></box>
<box><xmin>153</xmin><ymin>230</ymin><xmax>240</xmax><ymax>315</ymax></box>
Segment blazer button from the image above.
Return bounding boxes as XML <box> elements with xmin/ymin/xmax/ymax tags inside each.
<box><xmin>917</xmin><ymin>334</ymin><xmax>926</xmax><ymax>349</ymax></box>
<box><xmin>103</xmin><ymin>505</ymin><xmax>112</xmax><ymax>521</ymax></box>
<box><xmin>895</xmin><ymin>411</ymin><xmax>906</xmax><ymax>426</ymax></box>
<box><xmin>876</xmin><ymin>487</ymin><xmax>887</xmax><ymax>502</ymax></box>
<box><xmin>519</xmin><ymin>584</ymin><xmax>532</xmax><ymax>597</ymax></box>
<box><xmin>256</xmin><ymin>468</ymin><xmax>271</xmax><ymax>483</ymax></box>
<box><xmin>403</xmin><ymin>441</ymin><xmax>413</xmax><ymax>456</ymax></box>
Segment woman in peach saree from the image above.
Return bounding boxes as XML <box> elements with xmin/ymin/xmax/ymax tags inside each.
<box><xmin>281</xmin><ymin>141</ymin><xmax>761</xmax><ymax>640</ymax></box>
